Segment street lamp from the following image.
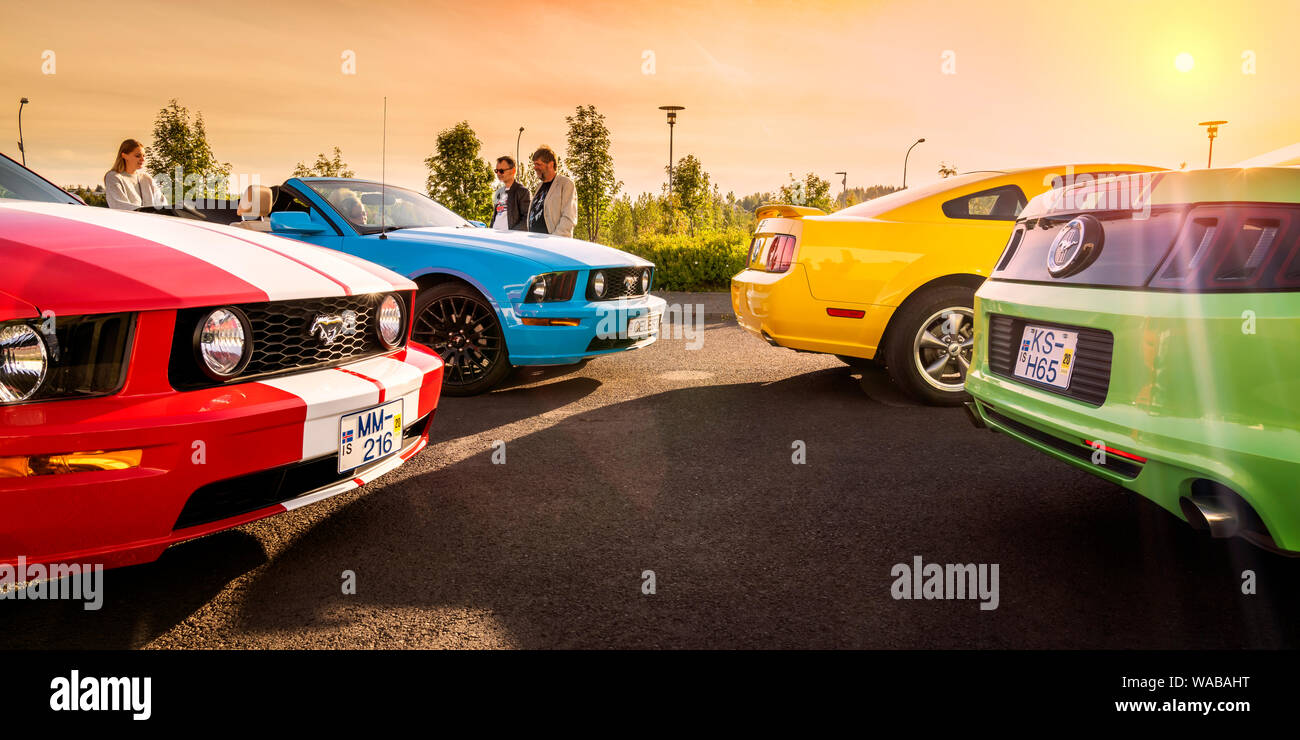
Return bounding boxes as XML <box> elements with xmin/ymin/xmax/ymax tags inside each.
<box><xmin>834</xmin><ymin>171</ymin><xmax>847</xmax><ymax>207</ymax></box>
<box><xmin>659</xmin><ymin>105</ymin><xmax>684</xmax><ymax>201</ymax></box>
<box><xmin>1198</xmin><ymin>120</ymin><xmax>1227</xmax><ymax>168</ymax></box>
<box><xmin>516</xmin><ymin>126</ymin><xmax>524</xmax><ymax>170</ymax></box>
<box><xmin>903</xmin><ymin>138</ymin><xmax>925</xmax><ymax>188</ymax></box>
<box><xmin>18</xmin><ymin>98</ymin><xmax>29</xmax><ymax>166</ymax></box>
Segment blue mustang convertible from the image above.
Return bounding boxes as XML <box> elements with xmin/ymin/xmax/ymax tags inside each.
<box><xmin>243</xmin><ymin>178</ymin><xmax>667</xmax><ymax>395</ymax></box>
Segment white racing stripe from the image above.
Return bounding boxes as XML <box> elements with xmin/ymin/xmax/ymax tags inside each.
<box><xmin>193</xmin><ymin>221</ymin><xmax>404</xmax><ymax>294</ymax></box>
<box><xmin>257</xmin><ymin>369</ymin><xmax>382</xmax><ymax>460</ymax></box>
<box><xmin>3</xmin><ymin>201</ymin><xmax>347</xmax><ymax>300</ymax></box>
<box><xmin>344</xmin><ymin>355</ymin><xmax>429</xmax><ymax>423</ymax></box>
<box><xmin>344</xmin><ymin>356</ymin><xmax>425</xmax><ymax>397</ymax></box>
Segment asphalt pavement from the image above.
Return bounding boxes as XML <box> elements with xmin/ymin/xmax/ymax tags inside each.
<box><xmin>4</xmin><ymin>294</ymin><xmax>1299</xmax><ymax>649</ymax></box>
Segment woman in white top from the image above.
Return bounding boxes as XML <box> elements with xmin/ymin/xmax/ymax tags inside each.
<box><xmin>103</xmin><ymin>139</ymin><xmax>168</xmax><ymax>210</ymax></box>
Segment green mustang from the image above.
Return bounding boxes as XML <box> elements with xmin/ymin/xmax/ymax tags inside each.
<box><xmin>965</xmin><ymin>166</ymin><xmax>1300</xmax><ymax>554</ymax></box>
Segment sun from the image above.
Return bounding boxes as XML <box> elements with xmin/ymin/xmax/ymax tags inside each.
<box><xmin>1175</xmin><ymin>52</ymin><xmax>1195</xmax><ymax>72</ymax></box>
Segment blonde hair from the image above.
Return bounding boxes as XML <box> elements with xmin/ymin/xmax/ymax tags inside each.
<box><xmin>112</xmin><ymin>139</ymin><xmax>144</xmax><ymax>173</ymax></box>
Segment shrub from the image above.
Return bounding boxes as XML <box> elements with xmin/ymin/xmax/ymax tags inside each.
<box><xmin>619</xmin><ymin>229</ymin><xmax>750</xmax><ymax>291</ymax></box>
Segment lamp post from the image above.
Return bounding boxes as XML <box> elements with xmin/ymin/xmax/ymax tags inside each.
<box><xmin>1198</xmin><ymin>120</ymin><xmax>1227</xmax><ymax>168</ymax></box>
<box><xmin>834</xmin><ymin>171</ymin><xmax>847</xmax><ymax>207</ymax></box>
<box><xmin>903</xmin><ymin>138</ymin><xmax>925</xmax><ymax>188</ymax></box>
<box><xmin>659</xmin><ymin>105</ymin><xmax>684</xmax><ymax>201</ymax></box>
<box><xmin>516</xmin><ymin>126</ymin><xmax>524</xmax><ymax>170</ymax></box>
<box><xmin>18</xmin><ymin>98</ymin><xmax>29</xmax><ymax>166</ymax></box>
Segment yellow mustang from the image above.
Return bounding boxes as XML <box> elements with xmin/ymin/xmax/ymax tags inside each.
<box><xmin>731</xmin><ymin>164</ymin><xmax>1164</xmax><ymax>405</ymax></box>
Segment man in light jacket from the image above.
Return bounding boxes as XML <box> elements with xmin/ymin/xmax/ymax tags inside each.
<box><xmin>526</xmin><ymin>145</ymin><xmax>577</xmax><ymax>238</ymax></box>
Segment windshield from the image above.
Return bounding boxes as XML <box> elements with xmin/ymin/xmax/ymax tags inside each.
<box><xmin>0</xmin><ymin>154</ymin><xmax>80</xmax><ymax>204</ymax></box>
<box><xmin>304</xmin><ymin>180</ymin><xmax>469</xmax><ymax>233</ymax></box>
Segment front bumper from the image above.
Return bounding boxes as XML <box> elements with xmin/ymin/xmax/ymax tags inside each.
<box><xmin>508</xmin><ymin>294</ymin><xmax>668</xmax><ymax>365</ymax></box>
<box><xmin>0</xmin><ymin>344</ymin><xmax>444</xmax><ymax>570</ymax></box>
<box><xmin>730</xmin><ymin>266</ymin><xmax>893</xmax><ymax>358</ymax></box>
<box><xmin>965</xmin><ymin>279</ymin><xmax>1300</xmax><ymax>552</ymax></box>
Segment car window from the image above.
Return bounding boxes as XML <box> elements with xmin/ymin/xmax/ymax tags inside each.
<box><xmin>303</xmin><ymin>180</ymin><xmax>469</xmax><ymax>233</ymax></box>
<box><xmin>0</xmin><ymin>154</ymin><xmax>80</xmax><ymax>204</ymax></box>
<box><xmin>941</xmin><ymin>185</ymin><xmax>1027</xmax><ymax>221</ymax></box>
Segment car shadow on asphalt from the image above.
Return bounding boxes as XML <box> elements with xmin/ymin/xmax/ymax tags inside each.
<box><xmin>0</xmin><ymin>530</ymin><xmax>267</xmax><ymax>649</ymax></box>
<box><xmin>429</xmin><ymin>376</ymin><xmax>602</xmax><ymax>443</ymax></box>
<box><xmin>223</xmin><ymin>368</ymin><xmax>1300</xmax><ymax>649</ymax></box>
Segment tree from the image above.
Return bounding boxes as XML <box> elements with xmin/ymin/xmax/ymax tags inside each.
<box><xmin>669</xmin><ymin>154</ymin><xmax>710</xmax><ymax>235</ymax></box>
<box><xmin>424</xmin><ymin>121</ymin><xmax>494</xmax><ymax>223</ymax></box>
<box><xmin>146</xmin><ymin>99</ymin><xmax>232</xmax><ymax>202</ymax></box>
<box><xmin>836</xmin><ymin>184</ymin><xmax>903</xmax><ymax>209</ymax></box>
<box><xmin>565</xmin><ymin>105</ymin><xmax>622</xmax><ymax>242</ymax></box>
<box><xmin>938</xmin><ymin>162</ymin><xmax>958</xmax><ymax>178</ymax></box>
<box><xmin>778</xmin><ymin>172</ymin><xmax>834</xmax><ymax>212</ymax></box>
<box><xmin>293</xmin><ymin>147</ymin><xmax>355</xmax><ymax>178</ymax></box>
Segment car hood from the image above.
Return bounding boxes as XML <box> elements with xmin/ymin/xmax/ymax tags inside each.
<box><xmin>0</xmin><ymin>201</ymin><xmax>414</xmax><ymax>316</ymax></box>
<box><xmin>379</xmin><ymin>227</ymin><xmax>653</xmax><ymax>269</ymax></box>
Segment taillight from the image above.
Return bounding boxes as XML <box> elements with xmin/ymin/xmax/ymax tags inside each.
<box><xmin>764</xmin><ymin>234</ymin><xmax>798</xmax><ymax>273</ymax></box>
<box><xmin>1152</xmin><ymin>204</ymin><xmax>1300</xmax><ymax>292</ymax></box>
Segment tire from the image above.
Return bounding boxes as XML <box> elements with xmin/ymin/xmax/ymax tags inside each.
<box><xmin>881</xmin><ymin>285</ymin><xmax>976</xmax><ymax>406</ymax></box>
<box><xmin>835</xmin><ymin>354</ymin><xmax>877</xmax><ymax>370</ymax></box>
<box><xmin>411</xmin><ymin>282</ymin><xmax>512</xmax><ymax>396</ymax></box>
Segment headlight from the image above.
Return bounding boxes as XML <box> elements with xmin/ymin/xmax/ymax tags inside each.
<box><xmin>377</xmin><ymin>294</ymin><xmax>405</xmax><ymax>348</ymax></box>
<box><xmin>195</xmin><ymin>308</ymin><xmax>250</xmax><ymax>379</ymax></box>
<box><xmin>0</xmin><ymin>324</ymin><xmax>48</xmax><ymax>402</ymax></box>
<box><xmin>641</xmin><ymin>269</ymin><xmax>651</xmax><ymax>293</ymax></box>
<box><xmin>592</xmin><ymin>271</ymin><xmax>607</xmax><ymax>298</ymax></box>
<box><xmin>524</xmin><ymin>271</ymin><xmax>578</xmax><ymax>303</ymax></box>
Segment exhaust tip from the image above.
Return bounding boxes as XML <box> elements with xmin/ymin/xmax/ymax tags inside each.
<box><xmin>1180</xmin><ymin>495</ymin><xmax>1239</xmax><ymax>539</ymax></box>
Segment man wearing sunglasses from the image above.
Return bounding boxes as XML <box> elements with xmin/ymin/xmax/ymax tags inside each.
<box><xmin>491</xmin><ymin>155</ymin><xmax>530</xmax><ymax>231</ymax></box>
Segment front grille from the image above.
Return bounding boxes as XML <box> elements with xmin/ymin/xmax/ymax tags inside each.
<box><xmin>981</xmin><ymin>404</ymin><xmax>1141</xmax><ymax>479</ymax></box>
<box><xmin>987</xmin><ymin>314</ymin><xmax>1113</xmax><ymax>406</ymax></box>
<box><xmin>169</xmin><ymin>294</ymin><xmax>401</xmax><ymax>390</ymax></box>
<box><xmin>173</xmin><ymin>412</ymin><xmax>432</xmax><ymax>530</ymax></box>
<box><xmin>587</xmin><ymin>267</ymin><xmax>650</xmax><ymax>301</ymax></box>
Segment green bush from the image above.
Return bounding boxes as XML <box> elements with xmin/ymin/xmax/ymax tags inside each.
<box><xmin>619</xmin><ymin>229</ymin><xmax>750</xmax><ymax>291</ymax></box>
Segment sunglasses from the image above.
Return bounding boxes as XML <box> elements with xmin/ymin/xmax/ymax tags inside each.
<box><xmin>495</xmin><ymin>168</ymin><xmax>512</xmax><ymax>174</ymax></box>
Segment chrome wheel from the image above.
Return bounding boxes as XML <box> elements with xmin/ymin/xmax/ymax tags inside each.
<box><xmin>413</xmin><ymin>294</ymin><xmax>504</xmax><ymax>387</ymax></box>
<box><xmin>911</xmin><ymin>306</ymin><xmax>974</xmax><ymax>392</ymax></box>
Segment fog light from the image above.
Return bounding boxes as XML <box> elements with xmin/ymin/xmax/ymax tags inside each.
<box><xmin>377</xmin><ymin>294</ymin><xmax>405</xmax><ymax>348</ymax></box>
<box><xmin>592</xmin><ymin>271</ymin><xmax>606</xmax><ymax>298</ymax></box>
<box><xmin>196</xmin><ymin>308</ymin><xmax>250</xmax><ymax>379</ymax></box>
<box><xmin>641</xmin><ymin>269</ymin><xmax>651</xmax><ymax>293</ymax></box>
<box><xmin>0</xmin><ymin>449</ymin><xmax>143</xmax><ymax>478</ymax></box>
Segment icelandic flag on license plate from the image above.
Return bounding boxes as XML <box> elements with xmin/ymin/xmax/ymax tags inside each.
<box><xmin>341</xmin><ymin>429</ymin><xmax>355</xmax><ymax>444</ymax></box>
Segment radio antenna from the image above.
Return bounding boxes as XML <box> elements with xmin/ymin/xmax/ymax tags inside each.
<box><xmin>380</xmin><ymin>96</ymin><xmax>388</xmax><ymax>239</ymax></box>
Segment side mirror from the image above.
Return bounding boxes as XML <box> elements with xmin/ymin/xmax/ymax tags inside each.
<box><xmin>468</xmin><ymin>220</ymin><xmax>487</xmax><ymax>228</ymax></box>
<box><xmin>270</xmin><ymin>211</ymin><xmax>327</xmax><ymax>235</ymax></box>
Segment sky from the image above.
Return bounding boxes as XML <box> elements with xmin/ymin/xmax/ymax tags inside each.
<box><xmin>3</xmin><ymin>0</ymin><xmax>1298</xmax><ymax>198</ymax></box>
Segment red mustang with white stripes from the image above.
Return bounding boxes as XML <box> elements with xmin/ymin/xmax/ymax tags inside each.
<box><xmin>0</xmin><ymin>154</ymin><xmax>443</xmax><ymax>570</ymax></box>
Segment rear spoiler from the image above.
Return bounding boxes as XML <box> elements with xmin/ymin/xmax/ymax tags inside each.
<box><xmin>755</xmin><ymin>204</ymin><xmax>825</xmax><ymax>220</ymax></box>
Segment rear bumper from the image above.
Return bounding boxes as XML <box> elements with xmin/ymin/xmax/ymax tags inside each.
<box><xmin>965</xmin><ymin>280</ymin><xmax>1300</xmax><ymax>552</ymax></box>
<box><xmin>507</xmin><ymin>294</ymin><xmax>667</xmax><ymax>365</ymax></box>
<box><xmin>0</xmin><ymin>344</ymin><xmax>444</xmax><ymax>570</ymax></box>
<box><xmin>730</xmin><ymin>266</ymin><xmax>893</xmax><ymax>358</ymax></box>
